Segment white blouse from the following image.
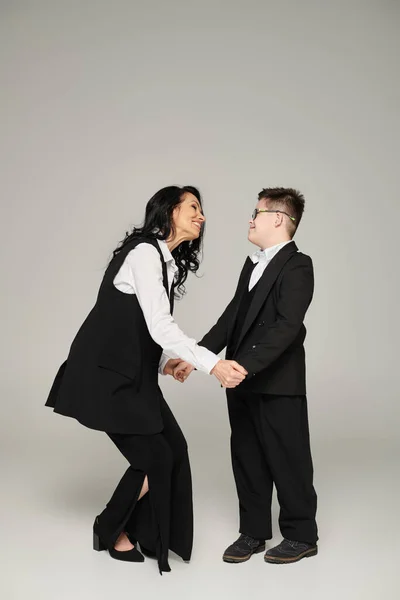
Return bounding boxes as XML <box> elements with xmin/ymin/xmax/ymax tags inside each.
<box><xmin>113</xmin><ymin>239</ymin><xmax>219</xmax><ymax>375</ymax></box>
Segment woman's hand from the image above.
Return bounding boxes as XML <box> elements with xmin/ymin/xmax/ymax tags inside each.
<box><xmin>173</xmin><ymin>361</ymin><xmax>195</xmax><ymax>382</ymax></box>
<box><xmin>163</xmin><ymin>358</ymin><xmax>185</xmax><ymax>376</ymax></box>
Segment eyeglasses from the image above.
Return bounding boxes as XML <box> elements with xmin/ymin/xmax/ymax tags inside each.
<box><xmin>251</xmin><ymin>208</ymin><xmax>296</xmax><ymax>222</ymax></box>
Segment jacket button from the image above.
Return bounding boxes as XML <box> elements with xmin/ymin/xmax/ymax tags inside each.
<box><xmin>258</xmin><ymin>321</ymin><xmax>264</xmax><ymax>326</ymax></box>
<box><xmin>252</xmin><ymin>345</ymin><xmax>256</xmax><ymax>349</ymax></box>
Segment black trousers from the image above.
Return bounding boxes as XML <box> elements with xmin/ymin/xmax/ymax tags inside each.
<box><xmin>227</xmin><ymin>389</ymin><xmax>318</xmax><ymax>544</ymax></box>
<box><xmin>96</xmin><ymin>397</ymin><xmax>193</xmax><ymax>573</ymax></box>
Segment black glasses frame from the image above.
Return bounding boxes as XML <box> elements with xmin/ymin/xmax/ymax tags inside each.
<box><xmin>252</xmin><ymin>208</ymin><xmax>296</xmax><ymax>222</ymax></box>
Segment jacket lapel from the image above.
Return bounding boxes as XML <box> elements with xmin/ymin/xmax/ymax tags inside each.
<box><xmin>226</xmin><ymin>257</ymin><xmax>255</xmax><ymax>342</ymax></box>
<box><xmin>234</xmin><ymin>241</ymin><xmax>298</xmax><ymax>352</ymax></box>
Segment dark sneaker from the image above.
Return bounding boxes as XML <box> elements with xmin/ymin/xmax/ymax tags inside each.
<box><xmin>264</xmin><ymin>539</ymin><xmax>318</xmax><ymax>564</ymax></box>
<box><xmin>223</xmin><ymin>534</ymin><xmax>265</xmax><ymax>563</ymax></box>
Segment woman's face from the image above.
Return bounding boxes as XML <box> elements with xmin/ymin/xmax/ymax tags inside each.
<box><xmin>173</xmin><ymin>192</ymin><xmax>205</xmax><ymax>241</ymax></box>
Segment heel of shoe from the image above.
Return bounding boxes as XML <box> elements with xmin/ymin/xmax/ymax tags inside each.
<box><xmin>93</xmin><ymin>532</ymin><xmax>106</xmax><ymax>552</ymax></box>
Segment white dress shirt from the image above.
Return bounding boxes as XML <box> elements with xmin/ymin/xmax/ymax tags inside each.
<box><xmin>113</xmin><ymin>240</ymin><xmax>220</xmax><ymax>375</ymax></box>
<box><xmin>248</xmin><ymin>241</ymin><xmax>292</xmax><ymax>290</ymax></box>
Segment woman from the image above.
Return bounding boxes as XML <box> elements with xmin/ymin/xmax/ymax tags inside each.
<box><xmin>46</xmin><ymin>185</ymin><xmax>247</xmax><ymax>574</ymax></box>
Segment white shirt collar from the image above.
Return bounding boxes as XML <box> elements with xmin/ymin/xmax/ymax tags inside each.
<box><xmin>157</xmin><ymin>239</ymin><xmax>178</xmax><ymax>271</ymax></box>
<box><xmin>250</xmin><ymin>240</ymin><xmax>291</xmax><ymax>264</ymax></box>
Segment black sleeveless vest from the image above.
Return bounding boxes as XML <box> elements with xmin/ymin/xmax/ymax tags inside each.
<box><xmin>46</xmin><ymin>237</ymin><xmax>174</xmax><ymax>434</ymax></box>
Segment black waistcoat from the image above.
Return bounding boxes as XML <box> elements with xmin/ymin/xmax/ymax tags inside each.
<box><xmin>45</xmin><ymin>237</ymin><xmax>173</xmax><ymax>434</ymax></box>
<box><xmin>228</xmin><ymin>272</ymin><xmax>258</xmax><ymax>355</ymax></box>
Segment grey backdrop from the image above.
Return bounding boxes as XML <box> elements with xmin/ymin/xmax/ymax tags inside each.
<box><xmin>1</xmin><ymin>1</ymin><xmax>399</xmax><ymax>599</ymax></box>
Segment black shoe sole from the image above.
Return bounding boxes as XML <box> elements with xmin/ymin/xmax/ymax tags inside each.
<box><xmin>264</xmin><ymin>547</ymin><xmax>318</xmax><ymax>564</ymax></box>
<box><xmin>223</xmin><ymin>544</ymin><xmax>266</xmax><ymax>563</ymax></box>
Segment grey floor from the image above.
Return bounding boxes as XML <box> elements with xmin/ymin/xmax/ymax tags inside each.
<box><xmin>1</xmin><ymin>426</ymin><xmax>398</xmax><ymax>600</ymax></box>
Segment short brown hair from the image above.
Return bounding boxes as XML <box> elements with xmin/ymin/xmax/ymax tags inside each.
<box><xmin>258</xmin><ymin>187</ymin><xmax>305</xmax><ymax>237</ymax></box>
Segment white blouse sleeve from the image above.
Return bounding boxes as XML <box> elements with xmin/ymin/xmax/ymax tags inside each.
<box><xmin>114</xmin><ymin>244</ymin><xmax>219</xmax><ymax>374</ymax></box>
<box><xmin>158</xmin><ymin>352</ymin><xmax>171</xmax><ymax>376</ymax></box>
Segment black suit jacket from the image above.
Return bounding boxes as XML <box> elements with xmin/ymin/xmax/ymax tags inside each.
<box><xmin>199</xmin><ymin>241</ymin><xmax>314</xmax><ymax>395</ymax></box>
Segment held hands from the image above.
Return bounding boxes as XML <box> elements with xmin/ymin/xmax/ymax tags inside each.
<box><xmin>173</xmin><ymin>361</ymin><xmax>195</xmax><ymax>383</ymax></box>
<box><xmin>165</xmin><ymin>358</ymin><xmax>247</xmax><ymax>389</ymax></box>
<box><xmin>163</xmin><ymin>358</ymin><xmax>194</xmax><ymax>381</ymax></box>
<box><xmin>163</xmin><ymin>358</ymin><xmax>185</xmax><ymax>376</ymax></box>
<box><xmin>210</xmin><ymin>359</ymin><xmax>247</xmax><ymax>388</ymax></box>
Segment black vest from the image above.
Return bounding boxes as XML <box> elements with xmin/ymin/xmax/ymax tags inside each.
<box><xmin>46</xmin><ymin>237</ymin><xmax>173</xmax><ymax>434</ymax></box>
<box><xmin>228</xmin><ymin>278</ymin><xmax>258</xmax><ymax>354</ymax></box>
<box><xmin>227</xmin><ymin>265</ymin><xmax>259</xmax><ymax>356</ymax></box>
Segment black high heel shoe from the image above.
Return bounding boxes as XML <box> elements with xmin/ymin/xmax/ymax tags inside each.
<box><xmin>93</xmin><ymin>518</ymin><xmax>144</xmax><ymax>563</ymax></box>
<box><xmin>139</xmin><ymin>544</ymin><xmax>157</xmax><ymax>559</ymax></box>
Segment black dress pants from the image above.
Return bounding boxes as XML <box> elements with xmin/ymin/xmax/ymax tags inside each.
<box><xmin>227</xmin><ymin>389</ymin><xmax>318</xmax><ymax>544</ymax></box>
<box><xmin>96</xmin><ymin>396</ymin><xmax>193</xmax><ymax>573</ymax></box>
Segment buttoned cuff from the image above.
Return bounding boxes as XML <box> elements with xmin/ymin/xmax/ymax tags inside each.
<box><xmin>158</xmin><ymin>353</ymin><xmax>170</xmax><ymax>376</ymax></box>
<box><xmin>199</xmin><ymin>350</ymin><xmax>220</xmax><ymax>374</ymax></box>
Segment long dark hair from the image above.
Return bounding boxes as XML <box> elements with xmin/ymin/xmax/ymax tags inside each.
<box><xmin>111</xmin><ymin>185</ymin><xmax>205</xmax><ymax>298</ymax></box>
